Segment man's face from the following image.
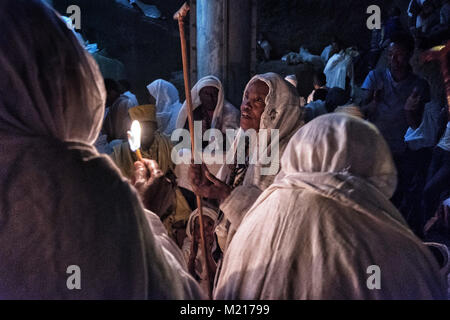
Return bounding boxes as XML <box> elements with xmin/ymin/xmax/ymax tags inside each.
<box><xmin>388</xmin><ymin>43</ymin><xmax>411</xmax><ymax>79</ymax></box>
<box><xmin>199</xmin><ymin>86</ymin><xmax>219</xmax><ymax>112</ymax></box>
<box><xmin>240</xmin><ymin>80</ymin><xmax>269</xmax><ymax>131</ymax></box>
<box><xmin>141</xmin><ymin>121</ymin><xmax>157</xmax><ymax>148</ymax></box>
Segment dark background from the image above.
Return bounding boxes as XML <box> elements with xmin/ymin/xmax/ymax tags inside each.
<box><xmin>51</xmin><ymin>0</ymin><xmax>413</xmax><ymax>103</ymax></box>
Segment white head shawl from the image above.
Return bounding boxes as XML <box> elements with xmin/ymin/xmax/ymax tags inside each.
<box><xmin>276</xmin><ymin>113</ymin><xmax>397</xmax><ymax>198</ymax></box>
<box><xmin>176</xmin><ymin>75</ymin><xmax>226</xmax><ymax>131</ymax></box>
<box><xmin>226</xmin><ymin>72</ymin><xmax>305</xmax><ymax>179</ymax></box>
<box><xmin>147</xmin><ymin>79</ymin><xmax>182</xmax><ymax>136</ymax></box>
<box><xmin>215</xmin><ymin>113</ymin><xmax>445</xmax><ymax>300</ymax></box>
<box><xmin>0</xmin><ymin>3</ymin><xmax>105</xmax><ymax>144</ymax></box>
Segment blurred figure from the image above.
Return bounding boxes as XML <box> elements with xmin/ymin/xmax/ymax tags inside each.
<box><xmin>118</xmin><ymin>79</ymin><xmax>139</xmax><ymax>106</ymax></box>
<box><xmin>361</xmin><ymin>33</ymin><xmax>431</xmax><ymax>227</ymax></box>
<box><xmin>307</xmin><ymin>72</ymin><xmax>328</xmax><ymax>104</ymax></box>
<box><xmin>103</xmin><ymin>78</ymin><xmax>138</xmax><ymax>142</ymax></box>
<box><xmin>147</xmin><ymin>79</ymin><xmax>183</xmax><ymax>138</ymax></box>
<box><xmin>0</xmin><ymin>0</ymin><xmax>202</xmax><ymax>299</ymax></box>
<box><xmin>182</xmin><ymin>208</ymin><xmax>220</xmax><ymax>294</ymax></box>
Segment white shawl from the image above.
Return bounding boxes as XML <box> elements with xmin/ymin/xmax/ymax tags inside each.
<box><xmin>175</xmin><ymin>75</ymin><xmax>240</xmax><ymax>133</ymax></box>
<box><xmin>0</xmin><ymin>0</ymin><xmax>203</xmax><ymax>300</ymax></box>
<box><xmin>215</xmin><ymin>114</ymin><xmax>445</xmax><ymax>300</ymax></box>
<box><xmin>216</xmin><ymin>72</ymin><xmax>305</xmax><ymax>252</ymax></box>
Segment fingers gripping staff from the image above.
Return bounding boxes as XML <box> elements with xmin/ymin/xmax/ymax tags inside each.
<box><xmin>174</xmin><ymin>2</ymin><xmax>212</xmax><ymax>298</ymax></box>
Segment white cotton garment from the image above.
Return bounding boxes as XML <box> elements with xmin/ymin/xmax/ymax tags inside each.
<box><xmin>0</xmin><ymin>0</ymin><xmax>203</xmax><ymax>300</ymax></box>
<box><xmin>123</xmin><ymin>91</ymin><xmax>139</xmax><ymax>107</ymax></box>
<box><xmin>324</xmin><ymin>48</ymin><xmax>358</xmax><ymax>91</ymax></box>
<box><xmin>176</xmin><ymin>75</ymin><xmax>240</xmax><ymax>133</ymax></box>
<box><xmin>147</xmin><ymin>79</ymin><xmax>183</xmax><ymax>137</ymax></box>
<box><xmin>215</xmin><ymin>114</ymin><xmax>446</xmax><ymax>300</ymax></box>
<box><xmin>215</xmin><ymin>72</ymin><xmax>305</xmax><ymax>253</ymax></box>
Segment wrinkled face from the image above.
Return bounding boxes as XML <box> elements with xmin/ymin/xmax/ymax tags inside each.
<box><xmin>106</xmin><ymin>89</ymin><xmax>119</xmax><ymax>108</ymax></box>
<box><xmin>240</xmin><ymin>80</ymin><xmax>269</xmax><ymax>131</ymax></box>
<box><xmin>388</xmin><ymin>43</ymin><xmax>410</xmax><ymax>80</ymax></box>
<box><xmin>141</xmin><ymin>121</ymin><xmax>157</xmax><ymax>148</ymax></box>
<box><xmin>193</xmin><ymin>216</ymin><xmax>215</xmax><ymax>247</ymax></box>
<box><xmin>199</xmin><ymin>86</ymin><xmax>219</xmax><ymax>112</ymax></box>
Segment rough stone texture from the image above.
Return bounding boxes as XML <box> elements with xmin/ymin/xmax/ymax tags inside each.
<box><xmin>53</xmin><ymin>0</ymin><xmax>186</xmax><ymax>103</ymax></box>
<box><xmin>258</xmin><ymin>0</ymin><xmax>411</xmax><ymax>58</ymax></box>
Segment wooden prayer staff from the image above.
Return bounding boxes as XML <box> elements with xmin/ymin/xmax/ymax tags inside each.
<box><xmin>128</xmin><ymin>120</ymin><xmax>144</xmax><ymax>162</ymax></box>
<box><xmin>422</xmin><ymin>40</ymin><xmax>450</xmax><ymax>113</ymax></box>
<box><xmin>174</xmin><ymin>2</ymin><xmax>212</xmax><ymax>298</ymax></box>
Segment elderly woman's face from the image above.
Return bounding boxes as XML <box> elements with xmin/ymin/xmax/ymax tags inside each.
<box><xmin>240</xmin><ymin>80</ymin><xmax>269</xmax><ymax>131</ymax></box>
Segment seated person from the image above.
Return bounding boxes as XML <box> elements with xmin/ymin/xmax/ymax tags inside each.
<box><xmin>182</xmin><ymin>208</ymin><xmax>220</xmax><ymax>293</ymax></box>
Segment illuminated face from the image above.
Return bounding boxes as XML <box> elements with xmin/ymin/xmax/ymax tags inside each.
<box><xmin>240</xmin><ymin>80</ymin><xmax>269</xmax><ymax>131</ymax></box>
<box><xmin>193</xmin><ymin>216</ymin><xmax>215</xmax><ymax>248</ymax></box>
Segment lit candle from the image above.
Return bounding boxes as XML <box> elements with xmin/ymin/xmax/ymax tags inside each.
<box><xmin>128</xmin><ymin>120</ymin><xmax>143</xmax><ymax>162</ymax></box>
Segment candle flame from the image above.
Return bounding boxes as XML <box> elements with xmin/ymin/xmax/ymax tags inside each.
<box><xmin>430</xmin><ymin>45</ymin><xmax>445</xmax><ymax>52</ymax></box>
<box><xmin>128</xmin><ymin>120</ymin><xmax>141</xmax><ymax>152</ymax></box>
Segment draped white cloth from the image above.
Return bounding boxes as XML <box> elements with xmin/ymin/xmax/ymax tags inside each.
<box><xmin>0</xmin><ymin>0</ymin><xmax>203</xmax><ymax>300</ymax></box>
<box><xmin>147</xmin><ymin>79</ymin><xmax>182</xmax><ymax>137</ymax></box>
<box><xmin>175</xmin><ymin>75</ymin><xmax>240</xmax><ymax>133</ymax></box>
<box><xmin>215</xmin><ymin>114</ymin><xmax>446</xmax><ymax>300</ymax></box>
<box><xmin>215</xmin><ymin>72</ymin><xmax>305</xmax><ymax>253</ymax></box>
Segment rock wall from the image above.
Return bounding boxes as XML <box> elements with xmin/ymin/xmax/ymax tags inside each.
<box><xmin>53</xmin><ymin>0</ymin><xmax>185</xmax><ymax>104</ymax></box>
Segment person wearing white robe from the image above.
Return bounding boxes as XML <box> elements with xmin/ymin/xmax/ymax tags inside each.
<box><xmin>215</xmin><ymin>113</ymin><xmax>446</xmax><ymax>300</ymax></box>
<box><xmin>147</xmin><ymin>79</ymin><xmax>183</xmax><ymax>138</ymax></box>
<box><xmin>176</xmin><ymin>75</ymin><xmax>240</xmax><ymax>135</ymax></box>
<box><xmin>0</xmin><ymin>0</ymin><xmax>203</xmax><ymax>300</ymax></box>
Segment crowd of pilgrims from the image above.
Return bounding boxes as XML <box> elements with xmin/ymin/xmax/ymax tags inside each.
<box><xmin>0</xmin><ymin>0</ymin><xmax>449</xmax><ymax>299</ymax></box>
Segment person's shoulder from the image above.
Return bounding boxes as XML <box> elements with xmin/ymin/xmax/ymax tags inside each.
<box><xmin>362</xmin><ymin>69</ymin><xmax>383</xmax><ymax>87</ymax></box>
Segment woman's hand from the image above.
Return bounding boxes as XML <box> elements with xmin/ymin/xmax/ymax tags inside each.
<box><xmin>188</xmin><ymin>163</ymin><xmax>231</xmax><ymax>203</ymax></box>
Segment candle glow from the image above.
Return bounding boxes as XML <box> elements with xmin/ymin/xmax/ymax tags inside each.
<box><xmin>128</xmin><ymin>120</ymin><xmax>142</xmax><ymax>152</ymax></box>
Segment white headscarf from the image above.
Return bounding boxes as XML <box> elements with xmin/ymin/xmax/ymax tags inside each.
<box><xmin>215</xmin><ymin>114</ymin><xmax>445</xmax><ymax>300</ymax></box>
<box><xmin>0</xmin><ymin>0</ymin><xmax>202</xmax><ymax>300</ymax></box>
<box><xmin>176</xmin><ymin>75</ymin><xmax>226</xmax><ymax>131</ymax></box>
<box><xmin>147</xmin><ymin>79</ymin><xmax>182</xmax><ymax>136</ymax></box>
<box><xmin>221</xmin><ymin>72</ymin><xmax>305</xmax><ymax>186</ymax></box>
